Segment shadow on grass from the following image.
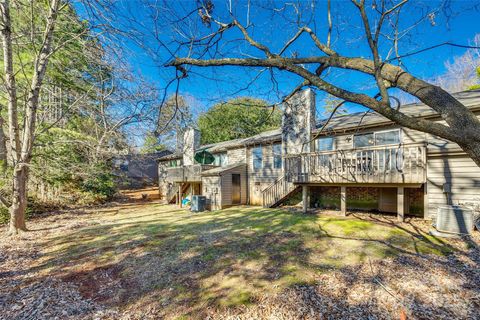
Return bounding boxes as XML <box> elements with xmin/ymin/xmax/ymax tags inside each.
<box><xmin>21</xmin><ymin>205</ymin><xmax>479</xmax><ymax>318</ymax></box>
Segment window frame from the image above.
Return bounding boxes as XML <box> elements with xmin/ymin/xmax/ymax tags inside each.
<box><xmin>316</xmin><ymin>136</ymin><xmax>335</xmax><ymax>152</ymax></box>
<box><xmin>352</xmin><ymin>129</ymin><xmax>402</xmax><ymax>149</ymax></box>
<box><xmin>374</xmin><ymin>129</ymin><xmax>402</xmax><ymax>146</ymax></box>
<box><xmin>252</xmin><ymin>146</ymin><xmax>263</xmax><ymax>170</ymax></box>
<box><xmin>272</xmin><ymin>143</ymin><xmax>282</xmax><ymax>169</ymax></box>
<box><xmin>213</xmin><ymin>152</ymin><xmax>228</xmax><ymax>167</ymax></box>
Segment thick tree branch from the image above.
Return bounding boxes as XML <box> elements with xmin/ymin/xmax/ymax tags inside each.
<box><xmin>167</xmin><ymin>55</ymin><xmax>464</xmax><ymax>143</ymax></box>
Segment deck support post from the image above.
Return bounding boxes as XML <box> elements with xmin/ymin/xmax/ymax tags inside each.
<box><xmin>178</xmin><ymin>184</ymin><xmax>182</xmax><ymax>208</ymax></box>
<box><xmin>423</xmin><ymin>183</ymin><xmax>429</xmax><ymax>220</ymax></box>
<box><xmin>302</xmin><ymin>185</ymin><xmax>308</xmax><ymax>213</ymax></box>
<box><xmin>397</xmin><ymin>187</ymin><xmax>404</xmax><ymax>222</ymax></box>
<box><xmin>340</xmin><ymin>186</ymin><xmax>347</xmax><ymax>216</ymax></box>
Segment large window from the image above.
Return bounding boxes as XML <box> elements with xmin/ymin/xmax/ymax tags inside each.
<box><xmin>353</xmin><ymin>130</ymin><xmax>400</xmax><ymax>148</ymax></box>
<box><xmin>353</xmin><ymin>133</ymin><xmax>374</xmax><ymax>148</ymax></box>
<box><xmin>317</xmin><ymin>137</ymin><xmax>334</xmax><ymax>151</ymax></box>
<box><xmin>353</xmin><ymin>130</ymin><xmax>402</xmax><ymax>172</ymax></box>
<box><xmin>213</xmin><ymin>153</ymin><xmax>228</xmax><ymax>167</ymax></box>
<box><xmin>253</xmin><ymin>147</ymin><xmax>263</xmax><ymax>170</ymax></box>
<box><xmin>375</xmin><ymin>130</ymin><xmax>400</xmax><ymax>145</ymax></box>
<box><xmin>272</xmin><ymin>144</ymin><xmax>282</xmax><ymax>169</ymax></box>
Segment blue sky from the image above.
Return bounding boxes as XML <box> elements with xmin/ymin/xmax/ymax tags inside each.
<box><xmin>120</xmin><ymin>1</ymin><xmax>480</xmax><ymax>115</ymax></box>
<box><xmin>80</xmin><ymin>0</ymin><xmax>480</xmax><ymax>144</ymax></box>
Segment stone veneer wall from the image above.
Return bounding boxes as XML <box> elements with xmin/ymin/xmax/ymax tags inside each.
<box><xmin>183</xmin><ymin>128</ymin><xmax>200</xmax><ymax>166</ymax></box>
<box><xmin>282</xmin><ymin>89</ymin><xmax>316</xmax><ymax>155</ymax></box>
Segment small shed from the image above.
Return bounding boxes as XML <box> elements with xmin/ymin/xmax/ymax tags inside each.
<box><xmin>201</xmin><ymin>163</ymin><xmax>248</xmax><ymax>210</ymax></box>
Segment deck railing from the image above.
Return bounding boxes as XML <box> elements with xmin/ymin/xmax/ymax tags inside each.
<box><xmin>284</xmin><ymin>143</ymin><xmax>427</xmax><ymax>184</ymax></box>
<box><xmin>166</xmin><ymin>164</ymin><xmax>218</xmax><ymax>182</ymax></box>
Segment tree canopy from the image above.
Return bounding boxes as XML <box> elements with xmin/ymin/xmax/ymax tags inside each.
<box><xmin>198</xmin><ymin>97</ymin><xmax>281</xmax><ymax>145</ymax></box>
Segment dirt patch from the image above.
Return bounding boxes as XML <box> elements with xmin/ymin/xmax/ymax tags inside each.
<box><xmin>62</xmin><ymin>264</ymin><xmax>130</xmax><ymax>304</ymax></box>
<box><xmin>120</xmin><ymin>187</ymin><xmax>161</xmax><ymax>202</ymax></box>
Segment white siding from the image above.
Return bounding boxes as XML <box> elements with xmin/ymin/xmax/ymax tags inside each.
<box><xmin>247</xmin><ymin>143</ymin><xmax>283</xmax><ymax>205</ymax></box>
<box><xmin>426</xmin><ymin>155</ymin><xmax>480</xmax><ymax>218</ymax></box>
<box><xmin>221</xmin><ymin>166</ymin><xmax>248</xmax><ymax>207</ymax></box>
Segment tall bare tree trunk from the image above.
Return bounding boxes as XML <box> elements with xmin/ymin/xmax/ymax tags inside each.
<box><xmin>9</xmin><ymin>166</ymin><xmax>28</xmax><ymax>233</ymax></box>
<box><xmin>0</xmin><ymin>113</ymin><xmax>8</xmax><ymax>170</ymax></box>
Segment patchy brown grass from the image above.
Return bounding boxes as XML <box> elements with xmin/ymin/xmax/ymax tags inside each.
<box><xmin>1</xmin><ymin>202</ymin><xmax>479</xmax><ymax>319</ymax></box>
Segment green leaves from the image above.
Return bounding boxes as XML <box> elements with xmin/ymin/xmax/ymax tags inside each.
<box><xmin>198</xmin><ymin>97</ymin><xmax>281</xmax><ymax>145</ymax></box>
<box><xmin>468</xmin><ymin>66</ymin><xmax>480</xmax><ymax>90</ymax></box>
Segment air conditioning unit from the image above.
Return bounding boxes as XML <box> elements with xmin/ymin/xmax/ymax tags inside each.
<box><xmin>191</xmin><ymin>195</ymin><xmax>206</xmax><ymax>212</ymax></box>
<box><xmin>434</xmin><ymin>205</ymin><xmax>474</xmax><ymax>235</ymax></box>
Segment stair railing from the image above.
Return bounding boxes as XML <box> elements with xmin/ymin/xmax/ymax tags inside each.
<box><xmin>262</xmin><ymin>174</ymin><xmax>296</xmax><ymax>208</ymax></box>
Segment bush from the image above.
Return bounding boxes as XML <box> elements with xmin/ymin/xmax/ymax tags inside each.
<box><xmin>0</xmin><ymin>206</ymin><xmax>8</xmax><ymax>225</ymax></box>
<box><xmin>81</xmin><ymin>171</ymin><xmax>116</xmax><ymax>199</ymax></box>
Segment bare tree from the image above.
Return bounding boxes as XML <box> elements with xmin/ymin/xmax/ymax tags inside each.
<box><xmin>162</xmin><ymin>0</ymin><xmax>480</xmax><ymax>168</ymax></box>
<box><xmin>0</xmin><ymin>0</ymin><xmax>64</xmax><ymax>234</ymax></box>
<box><xmin>434</xmin><ymin>34</ymin><xmax>480</xmax><ymax>92</ymax></box>
<box><xmin>0</xmin><ymin>0</ymin><xmax>134</xmax><ymax>234</ymax></box>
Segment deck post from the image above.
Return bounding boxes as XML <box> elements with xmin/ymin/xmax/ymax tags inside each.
<box><xmin>397</xmin><ymin>187</ymin><xmax>404</xmax><ymax>222</ymax></box>
<box><xmin>340</xmin><ymin>186</ymin><xmax>347</xmax><ymax>216</ymax></box>
<box><xmin>302</xmin><ymin>185</ymin><xmax>308</xmax><ymax>213</ymax></box>
<box><xmin>178</xmin><ymin>184</ymin><xmax>182</xmax><ymax>208</ymax></box>
<box><xmin>423</xmin><ymin>183</ymin><xmax>429</xmax><ymax>220</ymax></box>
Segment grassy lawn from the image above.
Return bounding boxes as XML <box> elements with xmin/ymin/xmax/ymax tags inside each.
<box><xmin>33</xmin><ymin>203</ymin><xmax>458</xmax><ymax>318</ymax></box>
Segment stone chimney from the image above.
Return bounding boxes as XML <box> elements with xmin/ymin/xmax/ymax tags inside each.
<box><xmin>182</xmin><ymin>127</ymin><xmax>200</xmax><ymax>166</ymax></box>
<box><xmin>282</xmin><ymin>88</ymin><xmax>316</xmax><ymax>155</ymax></box>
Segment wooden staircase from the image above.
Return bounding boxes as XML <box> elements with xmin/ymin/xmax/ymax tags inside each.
<box><xmin>167</xmin><ymin>182</ymin><xmax>191</xmax><ymax>204</ymax></box>
<box><xmin>262</xmin><ymin>175</ymin><xmax>300</xmax><ymax>208</ymax></box>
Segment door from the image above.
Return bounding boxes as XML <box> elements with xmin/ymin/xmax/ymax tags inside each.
<box><xmin>232</xmin><ymin>174</ymin><xmax>241</xmax><ymax>205</ymax></box>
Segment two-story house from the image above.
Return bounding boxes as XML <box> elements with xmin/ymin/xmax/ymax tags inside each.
<box><xmin>158</xmin><ymin>89</ymin><xmax>480</xmax><ymax>221</ymax></box>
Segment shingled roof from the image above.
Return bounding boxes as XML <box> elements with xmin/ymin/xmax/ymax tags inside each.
<box><xmin>158</xmin><ymin>89</ymin><xmax>480</xmax><ymax>161</ymax></box>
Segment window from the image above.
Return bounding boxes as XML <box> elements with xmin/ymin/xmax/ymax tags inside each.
<box><xmin>375</xmin><ymin>130</ymin><xmax>400</xmax><ymax>146</ymax></box>
<box><xmin>253</xmin><ymin>147</ymin><xmax>263</xmax><ymax>170</ymax></box>
<box><xmin>272</xmin><ymin>144</ymin><xmax>282</xmax><ymax>169</ymax></box>
<box><xmin>352</xmin><ymin>130</ymin><xmax>402</xmax><ymax>172</ymax></box>
<box><xmin>317</xmin><ymin>137</ymin><xmax>334</xmax><ymax>151</ymax></box>
<box><xmin>168</xmin><ymin>159</ymin><xmax>182</xmax><ymax>167</ymax></box>
<box><xmin>353</xmin><ymin>133</ymin><xmax>374</xmax><ymax>148</ymax></box>
<box><xmin>213</xmin><ymin>153</ymin><xmax>228</xmax><ymax>166</ymax></box>
<box><xmin>353</xmin><ymin>130</ymin><xmax>400</xmax><ymax>148</ymax></box>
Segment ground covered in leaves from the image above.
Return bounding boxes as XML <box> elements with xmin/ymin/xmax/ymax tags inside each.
<box><xmin>1</xmin><ymin>201</ymin><xmax>479</xmax><ymax>319</ymax></box>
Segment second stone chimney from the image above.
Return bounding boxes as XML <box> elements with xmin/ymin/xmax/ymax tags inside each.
<box><xmin>282</xmin><ymin>88</ymin><xmax>316</xmax><ymax>155</ymax></box>
<box><xmin>182</xmin><ymin>127</ymin><xmax>200</xmax><ymax>166</ymax></box>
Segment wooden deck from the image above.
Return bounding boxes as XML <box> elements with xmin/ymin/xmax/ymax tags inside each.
<box><xmin>284</xmin><ymin>143</ymin><xmax>427</xmax><ymax>185</ymax></box>
<box><xmin>166</xmin><ymin>164</ymin><xmax>218</xmax><ymax>182</ymax></box>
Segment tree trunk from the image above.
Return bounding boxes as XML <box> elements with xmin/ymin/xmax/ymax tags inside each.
<box><xmin>0</xmin><ymin>113</ymin><xmax>8</xmax><ymax>169</ymax></box>
<box><xmin>8</xmin><ymin>165</ymin><xmax>28</xmax><ymax>234</ymax></box>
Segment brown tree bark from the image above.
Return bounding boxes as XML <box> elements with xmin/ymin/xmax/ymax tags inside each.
<box><xmin>0</xmin><ymin>109</ymin><xmax>8</xmax><ymax>170</ymax></box>
<box><xmin>9</xmin><ymin>166</ymin><xmax>28</xmax><ymax>233</ymax></box>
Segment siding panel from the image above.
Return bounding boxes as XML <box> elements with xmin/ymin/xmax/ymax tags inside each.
<box><xmin>426</xmin><ymin>155</ymin><xmax>480</xmax><ymax>218</ymax></box>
